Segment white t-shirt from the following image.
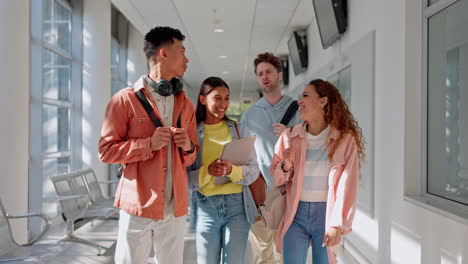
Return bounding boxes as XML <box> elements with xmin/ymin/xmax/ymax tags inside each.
<box><xmin>150</xmin><ymin>88</ymin><xmax>175</xmax><ymax>219</ymax></box>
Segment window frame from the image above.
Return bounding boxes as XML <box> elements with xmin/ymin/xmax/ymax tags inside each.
<box><xmin>29</xmin><ymin>0</ymin><xmax>83</xmax><ymax>231</ymax></box>
<box><xmin>421</xmin><ymin>0</ymin><xmax>468</xmax><ymax>215</ymax></box>
<box><xmin>108</xmin><ymin>7</ymin><xmax>129</xmax><ymax>193</ymax></box>
<box><xmin>110</xmin><ymin>8</ymin><xmax>129</xmax><ymax>94</ymax></box>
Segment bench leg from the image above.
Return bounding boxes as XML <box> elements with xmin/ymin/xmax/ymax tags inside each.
<box><xmin>60</xmin><ymin>219</ymin><xmax>107</xmax><ymax>254</ymax></box>
<box><xmin>59</xmin><ymin>234</ymin><xmax>107</xmax><ymax>254</ymax></box>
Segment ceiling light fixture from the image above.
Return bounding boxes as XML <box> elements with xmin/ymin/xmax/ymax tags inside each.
<box><xmin>212</xmin><ymin>9</ymin><xmax>224</xmax><ymax>33</ymax></box>
<box><xmin>222</xmin><ymin>71</ymin><xmax>229</xmax><ymax>75</ymax></box>
<box><xmin>218</xmin><ymin>55</ymin><xmax>227</xmax><ymax>59</ymax></box>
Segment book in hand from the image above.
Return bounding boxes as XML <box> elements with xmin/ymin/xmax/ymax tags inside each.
<box><xmin>219</xmin><ymin>135</ymin><xmax>256</xmax><ymax>165</ymax></box>
<box><xmin>213</xmin><ymin>136</ymin><xmax>256</xmax><ymax>185</ymax></box>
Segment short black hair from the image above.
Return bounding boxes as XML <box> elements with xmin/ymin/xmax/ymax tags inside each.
<box><xmin>144</xmin><ymin>26</ymin><xmax>185</xmax><ymax>60</ymax></box>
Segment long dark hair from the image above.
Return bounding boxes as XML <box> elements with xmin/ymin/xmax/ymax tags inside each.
<box><xmin>308</xmin><ymin>79</ymin><xmax>365</xmax><ymax>165</ymax></box>
<box><xmin>195</xmin><ymin>76</ymin><xmax>230</xmax><ymax>124</ymax></box>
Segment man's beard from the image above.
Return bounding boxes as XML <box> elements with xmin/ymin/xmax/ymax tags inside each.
<box><xmin>262</xmin><ymin>82</ymin><xmax>279</xmax><ymax>94</ymax></box>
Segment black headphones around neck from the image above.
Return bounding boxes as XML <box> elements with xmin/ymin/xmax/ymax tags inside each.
<box><xmin>144</xmin><ymin>75</ymin><xmax>183</xmax><ymax>96</ymax></box>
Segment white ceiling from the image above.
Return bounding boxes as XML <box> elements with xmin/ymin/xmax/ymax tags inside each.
<box><xmin>112</xmin><ymin>0</ymin><xmax>314</xmax><ymax>102</ymax></box>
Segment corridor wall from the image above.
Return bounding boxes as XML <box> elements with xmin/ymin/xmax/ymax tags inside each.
<box><xmin>286</xmin><ymin>0</ymin><xmax>468</xmax><ymax>263</ymax></box>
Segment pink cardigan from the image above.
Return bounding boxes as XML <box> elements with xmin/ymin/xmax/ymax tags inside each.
<box><xmin>270</xmin><ymin>123</ymin><xmax>360</xmax><ymax>263</ymax></box>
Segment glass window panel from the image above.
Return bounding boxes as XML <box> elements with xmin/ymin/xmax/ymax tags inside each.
<box><xmin>109</xmin><ymin>164</ymin><xmax>122</xmax><ymax>179</ymax></box>
<box><xmin>427</xmin><ymin>0</ymin><xmax>468</xmax><ymax>205</ymax></box>
<box><xmin>111</xmin><ymin>79</ymin><xmax>121</xmax><ymax>96</ymax></box>
<box><xmin>42</xmin><ymin>156</ymin><xmax>70</xmax><ymax>178</ymax></box>
<box><xmin>43</xmin><ymin>0</ymin><xmax>71</xmax><ymax>52</ymax></box>
<box><xmin>111</xmin><ymin>38</ymin><xmax>120</xmax><ymax>79</ymax></box>
<box><xmin>107</xmin><ymin>164</ymin><xmax>122</xmax><ymax>198</ymax></box>
<box><xmin>328</xmin><ymin>66</ymin><xmax>352</xmax><ymax>106</ymax></box>
<box><xmin>338</xmin><ymin>66</ymin><xmax>352</xmax><ymax>106</ymax></box>
<box><xmin>43</xmin><ymin>49</ymin><xmax>71</xmax><ymax>101</ymax></box>
<box><xmin>42</xmin><ymin>156</ymin><xmax>70</xmax><ymax>216</ymax></box>
<box><xmin>42</xmin><ymin>104</ymin><xmax>70</xmax><ymax>153</ymax></box>
<box><xmin>329</xmin><ymin>73</ymin><xmax>339</xmax><ymax>86</ymax></box>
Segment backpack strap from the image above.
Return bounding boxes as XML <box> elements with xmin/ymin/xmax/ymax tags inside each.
<box><xmin>280</xmin><ymin>100</ymin><xmax>298</xmax><ymax>126</ymax></box>
<box><xmin>135</xmin><ymin>89</ymin><xmax>186</xmax><ymax>158</ymax></box>
<box><xmin>177</xmin><ymin>116</ymin><xmax>181</xmax><ymax>128</ymax></box>
<box><xmin>135</xmin><ymin>90</ymin><xmax>164</xmax><ymax>128</ymax></box>
<box><xmin>136</xmin><ymin>89</ymin><xmax>182</xmax><ymax>128</ymax></box>
<box><xmin>233</xmin><ymin>121</ymin><xmax>241</xmax><ymax>140</ymax></box>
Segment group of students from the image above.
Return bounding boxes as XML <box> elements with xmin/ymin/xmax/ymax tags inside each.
<box><xmin>98</xmin><ymin>26</ymin><xmax>364</xmax><ymax>264</ymax></box>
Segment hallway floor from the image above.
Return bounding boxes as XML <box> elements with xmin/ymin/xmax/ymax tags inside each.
<box><xmin>2</xmin><ymin>217</ymin><xmax>360</xmax><ymax>263</ymax></box>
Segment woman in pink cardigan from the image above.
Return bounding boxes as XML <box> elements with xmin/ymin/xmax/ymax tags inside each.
<box><xmin>270</xmin><ymin>79</ymin><xmax>365</xmax><ymax>264</ymax></box>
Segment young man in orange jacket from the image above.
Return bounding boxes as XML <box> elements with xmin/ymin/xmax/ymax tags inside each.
<box><xmin>98</xmin><ymin>26</ymin><xmax>198</xmax><ymax>264</ymax></box>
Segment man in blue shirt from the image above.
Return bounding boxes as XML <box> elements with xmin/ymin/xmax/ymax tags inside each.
<box><xmin>241</xmin><ymin>52</ymin><xmax>301</xmax><ymax>264</ymax></box>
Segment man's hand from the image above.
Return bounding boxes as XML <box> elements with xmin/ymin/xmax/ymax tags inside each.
<box><xmin>208</xmin><ymin>159</ymin><xmax>233</xmax><ymax>177</ymax></box>
<box><xmin>171</xmin><ymin>127</ymin><xmax>192</xmax><ymax>151</ymax></box>
<box><xmin>323</xmin><ymin>227</ymin><xmax>343</xmax><ymax>247</ymax></box>
<box><xmin>273</xmin><ymin>123</ymin><xmax>287</xmax><ymax>137</ymax></box>
<box><xmin>150</xmin><ymin>127</ymin><xmax>171</xmax><ymax>150</ymax></box>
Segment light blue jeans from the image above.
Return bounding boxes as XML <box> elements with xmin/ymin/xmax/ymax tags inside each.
<box><xmin>195</xmin><ymin>191</ymin><xmax>251</xmax><ymax>264</ymax></box>
<box><xmin>283</xmin><ymin>201</ymin><xmax>329</xmax><ymax>264</ymax></box>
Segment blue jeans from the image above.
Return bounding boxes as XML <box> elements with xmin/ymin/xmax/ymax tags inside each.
<box><xmin>283</xmin><ymin>201</ymin><xmax>328</xmax><ymax>264</ymax></box>
<box><xmin>195</xmin><ymin>191</ymin><xmax>251</xmax><ymax>264</ymax></box>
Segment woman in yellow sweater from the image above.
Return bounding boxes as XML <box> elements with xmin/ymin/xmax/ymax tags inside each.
<box><xmin>187</xmin><ymin>77</ymin><xmax>260</xmax><ymax>264</ymax></box>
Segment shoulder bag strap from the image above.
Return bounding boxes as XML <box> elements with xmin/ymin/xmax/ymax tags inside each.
<box><xmin>136</xmin><ymin>90</ymin><xmax>183</xmax><ymax>128</ymax></box>
<box><xmin>233</xmin><ymin>121</ymin><xmax>241</xmax><ymax>140</ymax></box>
<box><xmin>280</xmin><ymin>100</ymin><xmax>298</xmax><ymax>126</ymax></box>
<box><xmin>135</xmin><ymin>90</ymin><xmax>164</xmax><ymax>128</ymax></box>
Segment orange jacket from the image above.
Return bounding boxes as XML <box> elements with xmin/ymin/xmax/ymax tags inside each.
<box><xmin>98</xmin><ymin>76</ymin><xmax>199</xmax><ymax>220</ymax></box>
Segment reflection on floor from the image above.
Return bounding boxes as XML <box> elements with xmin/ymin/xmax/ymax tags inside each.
<box><xmin>2</xmin><ymin>217</ymin><xmax>360</xmax><ymax>264</ymax></box>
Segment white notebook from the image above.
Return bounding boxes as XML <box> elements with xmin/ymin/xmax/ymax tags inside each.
<box><xmin>213</xmin><ymin>136</ymin><xmax>256</xmax><ymax>185</ymax></box>
<box><xmin>220</xmin><ymin>135</ymin><xmax>256</xmax><ymax>165</ymax></box>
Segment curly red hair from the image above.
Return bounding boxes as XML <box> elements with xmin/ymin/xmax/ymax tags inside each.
<box><xmin>308</xmin><ymin>79</ymin><xmax>365</xmax><ymax>165</ymax></box>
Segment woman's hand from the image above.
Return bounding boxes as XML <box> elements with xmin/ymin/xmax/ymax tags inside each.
<box><xmin>208</xmin><ymin>159</ymin><xmax>233</xmax><ymax>177</ymax></box>
<box><xmin>323</xmin><ymin>227</ymin><xmax>342</xmax><ymax>247</ymax></box>
<box><xmin>282</xmin><ymin>147</ymin><xmax>295</xmax><ymax>172</ymax></box>
<box><xmin>219</xmin><ymin>159</ymin><xmax>233</xmax><ymax>175</ymax></box>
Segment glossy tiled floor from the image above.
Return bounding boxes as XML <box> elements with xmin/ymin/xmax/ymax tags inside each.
<box><xmin>2</xmin><ymin>217</ymin><xmax>360</xmax><ymax>264</ymax></box>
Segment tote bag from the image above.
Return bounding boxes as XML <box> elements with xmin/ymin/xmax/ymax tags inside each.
<box><xmin>259</xmin><ymin>185</ymin><xmax>286</xmax><ymax>230</ymax></box>
<box><xmin>259</xmin><ymin>126</ymin><xmax>294</xmax><ymax>229</ymax></box>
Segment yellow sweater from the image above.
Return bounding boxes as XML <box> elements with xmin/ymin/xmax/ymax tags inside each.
<box><xmin>198</xmin><ymin>121</ymin><xmax>243</xmax><ymax>196</ymax></box>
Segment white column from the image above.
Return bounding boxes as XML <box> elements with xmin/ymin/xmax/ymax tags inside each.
<box><xmin>127</xmin><ymin>23</ymin><xmax>147</xmax><ymax>84</ymax></box>
<box><xmin>374</xmin><ymin>0</ymin><xmax>406</xmax><ymax>263</ymax></box>
<box><xmin>0</xmin><ymin>0</ymin><xmax>30</xmax><ymax>242</ymax></box>
<box><xmin>82</xmin><ymin>0</ymin><xmax>112</xmax><ymax>186</ymax></box>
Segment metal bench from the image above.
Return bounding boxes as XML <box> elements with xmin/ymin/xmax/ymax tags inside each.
<box><xmin>0</xmin><ymin>198</ymin><xmax>50</xmax><ymax>262</ymax></box>
<box><xmin>50</xmin><ymin>172</ymin><xmax>115</xmax><ymax>254</ymax></box>
<box><xmin>75</xmin><ymin>168</ymin><xmax>118</xmax><ymax>209</ymax></box>
<box><xmin>66</xmin><ymin>170</ymin><xmax>118</xmax><ymax>217</ymax></box>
